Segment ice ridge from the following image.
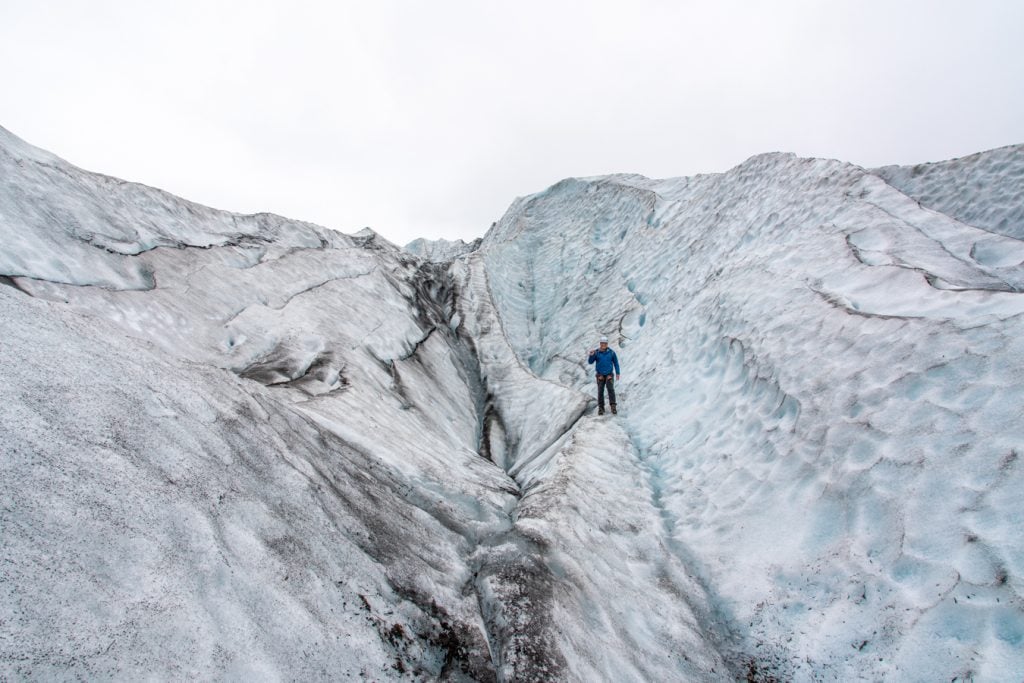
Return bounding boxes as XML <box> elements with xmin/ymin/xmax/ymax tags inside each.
<box><xmin>872</xmin><ymin>143</ymin><xmax>1024</xmax><ymax>240</ymax></box>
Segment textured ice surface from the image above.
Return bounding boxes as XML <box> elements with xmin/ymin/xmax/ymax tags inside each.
<box><xmin>1</xmin><ymin>127</ymin><xmax>727</xmax><ymax>680</ymax></box>
<box><xmin>1</xmin><ymin>287</ymin><xmax>477</xmax><ymax>679</ymax></box>
<box><xmin>479</xmin><ymin>150</ymin><xmax>1024</xmax><ymax>680</ymax></box>
<box><xmin>2</xmin><ymin>124</ymin><xmax>1023</xmax><ymax>681</ymax></box>
<box><xmin>1</xmin><ymin>128</ymin><xmax>510</xmax><ymax>679</ymax></box>
<box><xmin>0</xmin><ymin>124</ymin><xmax>329</xmax><ymax>290</ymax></box>
<box><xmin>873</xmin><ymin>144</ymin><xmax>1024</xmax><ymax>240</ymax></box>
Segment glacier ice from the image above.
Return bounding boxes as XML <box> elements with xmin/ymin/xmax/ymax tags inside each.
<box><xmin>2</xmin><ymin>124</ymin><xmax>1023</xmax><ymax>681</ymax></box>
<box><xmin>406</xmin><ymin>236</ymin><xmax>483</xmax><ymax>263</ymax></box>
<box><xmin>479</xmin><ymin>149</ymin><xmax>1024</xmax><ymax>680</ymax></box>
<box><xmin>874</xmin><ymin>144</ymin><xmax>1024</xmax><ymax>241</ymax></box>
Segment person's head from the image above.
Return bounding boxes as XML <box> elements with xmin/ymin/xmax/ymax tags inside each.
<box><xmin>599</xmin><ymin>335</ymin><xmax>609</xmax><ymax>349</ymax></box>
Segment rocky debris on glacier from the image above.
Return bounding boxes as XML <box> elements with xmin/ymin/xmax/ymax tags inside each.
<box><xmin>2</xmin><ymin>121</ymin><xmax>1024</xmax><ymax>681</ymax></box>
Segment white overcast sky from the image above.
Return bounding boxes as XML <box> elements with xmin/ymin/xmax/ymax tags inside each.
<box><xmin>2</xmin><ymin>1</ymin><xmax>1022</xmax><ymax>245</ymax></box>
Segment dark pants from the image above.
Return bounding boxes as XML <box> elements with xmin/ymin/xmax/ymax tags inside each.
<box><xmin>596</xmin><ymin>374</ymin><xmax>616</xmax><ymax>408</ymax></box>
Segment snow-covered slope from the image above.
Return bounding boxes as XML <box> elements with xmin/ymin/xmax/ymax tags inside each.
<box><xmin>3</xmin><ymin>124</ymin><xmax>1023</xmax><ymax>681</ymax></box>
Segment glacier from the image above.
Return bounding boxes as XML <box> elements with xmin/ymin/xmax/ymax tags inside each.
<box><xmin>1</xmin><ymin>124</ymin><xmax>1023</xmax><ymax>681</ymax></box>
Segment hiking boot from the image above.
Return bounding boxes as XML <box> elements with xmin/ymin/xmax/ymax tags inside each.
<box><xmin>598</xmin><ymin>407</ymin><xmax>605</xmax><ymax>415</ymax></box>
<box><xmin>611</xmin><ymin>404</ymin><xmax>617</xmax><ymax>415</ymax></box>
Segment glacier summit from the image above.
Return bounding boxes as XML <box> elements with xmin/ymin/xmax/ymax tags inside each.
<box><xmin>2</xmin><ymin>125</ymin><xmax>1023</xmax><ymax>681</ymax></box>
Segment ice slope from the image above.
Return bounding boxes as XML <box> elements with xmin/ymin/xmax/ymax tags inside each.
<box><xmin>1</xmin><ymin>285</ymin><xmax>491</xmax><ymax>679</ymax></box>
<box><xmin>0</xmin><ymin>126</ymin><xmax>731</xmax><ymax>680</ymax></box>
<box><xmin>873</xmin><ymin>144</ymin><xmax>1024</xmax><ymax>241</ymax></box>
<box><xmin>1</xmin><ymin>126</ymin><xmax>522</xmax><ymax>679</ymax></box>
<box><xmin>478</xmin><ymin>151</ymin><xmax>1024</xmax><ymax>680</ymax></box>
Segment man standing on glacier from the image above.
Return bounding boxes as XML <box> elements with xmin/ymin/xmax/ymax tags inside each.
<box><xmin>588</xmin><ymin>335</ymin><xmax>621</xmax><ymax>415</ymax></box>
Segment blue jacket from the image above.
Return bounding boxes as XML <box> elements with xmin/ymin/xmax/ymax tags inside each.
<box><xmin>588</xmin><ymin>348</ymin><xmax>620</xmax><ymax>376</ymax></box>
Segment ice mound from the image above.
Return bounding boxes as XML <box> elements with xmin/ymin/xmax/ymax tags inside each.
<box><xmin>1</xmin><ymin>128</ymin><xmax>521</xmax><ymax>679</ymax></box>
<box><xmin>478</xmin><ymin>149</ymin><xmax>1024</xmax><ymax>679</ymax></box>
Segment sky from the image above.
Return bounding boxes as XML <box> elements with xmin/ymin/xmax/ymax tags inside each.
<box><xmin>1</xmin><ymin>1</ymin><xmax>1022</xmax><ymax>245</ymax></box>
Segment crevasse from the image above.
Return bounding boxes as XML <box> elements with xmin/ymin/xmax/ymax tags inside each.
<box><xmin>2</xmin><ymin>125</ymin><xmax>1023</xmax><ymax>681</ymax></box>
